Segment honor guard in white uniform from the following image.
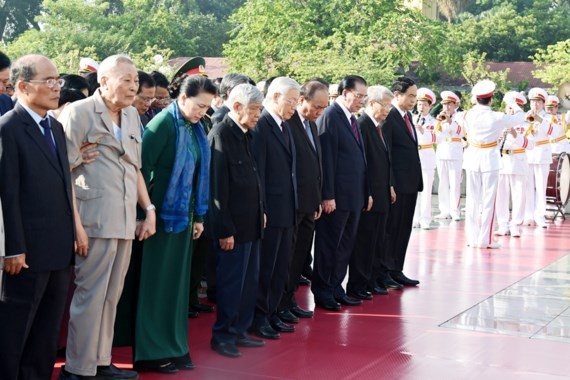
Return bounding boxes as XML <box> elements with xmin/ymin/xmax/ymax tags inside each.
<box><xmin>496</xmin><ymin>92</ymin><xmax>535</xmax><ymax>238</ymax></box>
<box><xmin>462</xmin><ymin>80</ymin><xmax>525</xmax><ymax>248</ymax></box>
<box><xmin>545</xmin><ymin>95</ymin><xmax>570</xmax><ymax>154</ymax></box>
<box><xmin>413</xmin><ymin>88</ymin><xmax>441</xmax><ymax>229</ymax></box>
<box><xmin>435</xmin><ymin>91</ymin><xmax>464</xmax><ymax>221</ymax></box>
<box><xmin>524</xmin><ymin>88</ymin><xmax>558</xmax><ymax>228</ymax></box>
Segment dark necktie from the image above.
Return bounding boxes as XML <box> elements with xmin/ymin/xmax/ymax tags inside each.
<box><xmin>40</xmin><ymin>118</ymin><xmax>57</xmax><ymax>156</ymax></box>
<box><xmin>377</xmin><ymin>125</ymin><xmax>386</xmax><ymax>148</ymax></box>
<box><xmin>350</xmin><ymin>115</ymin><xmax>361</xmax><ymax>145</ymax></box>
<box><xmin>281</xmin><ymin>122</ymin><xmax>290</xmax><ymax>149</ymax></box>
<box><xmin>403</xmin><ymin>113</ymin><xmax>415</xmax><ymax>140</ymax></box>
<box><xmin>303</xmin><ymin>119</ymin><xmax>316</xmax><ymax>149</ymax></box>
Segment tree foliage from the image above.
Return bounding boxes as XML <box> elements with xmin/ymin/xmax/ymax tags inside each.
<box><xmin>532</xmin><ymin>39</ymin><xmax>570</xmax><ymax>86</ymax></box>
<box><xmin>0</xmin><ymin>0</ymin><xmax>41</xmax><ymax>42</ymax></box>
<box><xmin>224</xmin><ymin>0</ymin><xmax>460</xmax><ymax>84</ymax></box>
<box><xmin>3</xmin><ymin>0</ymin><xmax>232</xmax><ymax>74</ymax></box>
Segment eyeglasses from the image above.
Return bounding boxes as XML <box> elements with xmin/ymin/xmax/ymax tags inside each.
<box><xmin>350</xmin><ymin>90</ymin><xmax>368</xmax><ymax>101</ymax></box>
<box><xmin>26</xmin><ymin>78</ymin><xmax>65</xmax><ymax>88</ymax></box>
<box><xmin>137</xmin><ymin>95</ymin><xmax>156</xmax><ymax>104</ymax></box>
<box><xmin>155</xmin><ymin>96</ymin><xmax>171</xmax><ymax>103</ymax></box>
<box><xmin>282</xmin><ymin>96</ymin><xmax>300</xmax><ymax>107</ymax></box>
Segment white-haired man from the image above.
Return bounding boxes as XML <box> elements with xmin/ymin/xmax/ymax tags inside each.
<box><xmin>347</xmin><ymin>85</ymin><xmax>397</xmax><ymax>297</ymax></box>
<box><xmin>59</xmin><ymin>54</ymin><xmax>156</xmax><ymax>380</ymax></box>
<box><xmin>207</xmin><ymin>83</ymin><xmax>266</xmax><ymax>357</ymax></box>
<box><xmin>250</xmin><ymin>77</ymin><xmax>299</xmax><ymax>339</ymax></box>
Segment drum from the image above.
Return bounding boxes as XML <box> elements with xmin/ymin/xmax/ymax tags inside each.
<box><xmin>546</xmin><ymin>153</ymin><xmax>570</xmax><ymax>216</ymax></box>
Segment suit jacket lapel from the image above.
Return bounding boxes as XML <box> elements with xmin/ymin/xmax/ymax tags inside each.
<box><xmin>93</xmin><ymin>91</ymin><xmax>125</xmax><ymax>154</ymax></box>
<box><xmin>265</xmin><ymin>111</ymin><xmax>290</xmax><ymax>154</ymax></box>
<box><xmin>17</xmin><ymin>107</ymin><xmax>64</xmax><ymax>178</ymax></box>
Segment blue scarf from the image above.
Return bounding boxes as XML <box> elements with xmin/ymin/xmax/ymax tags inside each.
<box><xmin>160</xmin><ymin>101</ymin><xmax>210</xmax><ymax>233</ymax></box>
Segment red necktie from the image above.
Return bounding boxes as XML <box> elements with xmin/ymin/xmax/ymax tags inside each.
<box><xmin>403</xmin><ymin>113</ymin><xmax>415</xmax><ymax>140</ymax></box>
<box><xmin>377</xmin><ymin>126</ymin><xmax>386</xmax><ymax>147</ymax></box>
<box><xmin>350</xmin><ymin>115</ymin><xmax>361</xmax><ymax>145</ymax></box>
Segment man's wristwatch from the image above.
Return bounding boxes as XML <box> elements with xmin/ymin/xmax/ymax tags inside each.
<box><xmin>145</xmin><ymin>204</ymin><xmax>156</xmax><ymax>212</ymax></box>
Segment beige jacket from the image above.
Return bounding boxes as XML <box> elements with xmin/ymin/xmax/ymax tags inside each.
<box><xmin>60</xmin><ymin>90</ymin><xmax>142</xmax><ymax>239</ymax></box>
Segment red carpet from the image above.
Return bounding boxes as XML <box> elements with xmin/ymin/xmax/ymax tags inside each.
<box><xmin>53</xmin><ymin>217</ymin><xmax>570</xmax><ymax>379</ymax></box>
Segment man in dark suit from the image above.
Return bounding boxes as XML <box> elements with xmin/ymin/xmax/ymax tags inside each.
<box><xmin>347</xmin><ymin>86</ymin><xmax>399</xmax><ymax>299</ymax></box>
<box><xmin>277</xmin><ymin>79</ymin><xmax>328</xmax><ymax>323</ymax></box>
<box><xmin>0</xmin><ymin>54</ymin><xmax>79</xmax><ymax>380</ymax></box>
<box><xmin>312</xmin><ymin>75</ymin><xmax>372</xmax><ymax>311</ymax></box>
<box><xmin>207</xmin><ymin>83</ymin><xmax>266</xmax><ymax>357</ymax></box>
<box><xmin>382</xmin><ymin>77</ymin><xmax>422</xmax><ymax>287</ymax></box>
<box><xmin>250</xmin><ymin>77</ymin><xmax>299</xmax><ymax>339</ymax></box>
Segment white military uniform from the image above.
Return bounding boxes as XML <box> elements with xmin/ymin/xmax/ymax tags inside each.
<box><xmin>549</xmin><ymin>114</ymin><xmax>570</xmax><ymax>154</ymax></box>
<box><xmin>496</xmin><ymin>123</ymin><xmax>535</xmax><ymax>237</ymax></box>
<box><xmin>435</xmin><ymin>92</ymin><xmax>464</xmax><ymax>220</ymax></box>
<box><xmin>413</xmin><ymin>113</ymin><xmax>441</xmax><ymax>228</ymax></box>
<box><xmin>463</xmin><ymin>80</ymin><xmax>524</xmax><ymax>248</ymax></box>
<box><xmin>524</xmin><ymin>110</ymin><xmax>558</xmax><ymax>227</ymax></box>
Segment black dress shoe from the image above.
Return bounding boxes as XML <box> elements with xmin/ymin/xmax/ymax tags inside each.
<box><xmin>270</xmin><ymin>316</ymin><xmax>295</xmax><ymax>332</ymax></box>
<box><xmin>383</xmin><ymin>277</ymin><xmax>404</xmax><ymax>290</ymax></box>
<box><xmin>298</xmin><ymin>275</ymin><xmax>311</xmax><ymax>286</ymax></box>
<box><xmin>335</xmin><ymin>295</ymin><xmax>363</xmax><ymax>306</ymax></box>
<box><xmin>236</xmin><ymin>335</ymin><xmax>266</xmax><ymax>347</ymax></box>
<box><xmin>315</xmin><ymin>299</ymin><xmax>341</xmax><ymax>311</ymax></box>
<box><xmin>97</xmin><ymin>364</ymin><xmax>138</xmax><ymax>379</ymax></box>
<box><xmin>171</xmin><ymin>354</ymin><xmax>195</xmax><ymax>370</ymax></box>
<box><xmin>134</xmin><ymin>360</ymin><xmax>178</xmax><ymax>374</ymax></box>
<box><xmin>58</xmin><ymin>366</ymin><xmax>99</xmax><ymax>380</ymax></box>
<box><xmin>188</xmin><ymin>310</ymin><xmax>199</xmax><ymax>318</ymax></box>
<box><xmin>347</xmin><ymin>290</ymin><xmax>373</xmax><ymax>300</ymax></box>
<box><xmin>371</xmin><ymin>285</ymin><xmax>389</xmax><ymax>295</ymax></box>
<box><xmin>290</xmin><ymin>305</ymin><xmax>314</xmax><ymax>318</ymax></box>
<box><xmin>278</xmin><ymin>309</ymin><xmax>299</xmax><ymax>324</ymax></box>
<box><xmin>211</xmin><ymin>341</ymin><xmax>241</xmax><ymax>358</ymax></box>
<box><xmin>391</xmin><ymin>272</ymin><xmax>420</xmax><ymax>286</ymax></box>
<box><xmin>190</xmin><ymin>303</ymin><xmax>214</xmax><ymax>313</ymax></box>
<box><xmin>250</xmin><ymin>325</ymin><xmax>280</xmax><ymax>340</ymax></box>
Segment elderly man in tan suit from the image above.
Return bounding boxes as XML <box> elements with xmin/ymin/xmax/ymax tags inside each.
<box><xmin>58</xmin><ymin>54</ymin><xmax>156</xmax><ymax>380</ymax></box>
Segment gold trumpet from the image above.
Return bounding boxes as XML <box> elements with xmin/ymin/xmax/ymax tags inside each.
<box><xmin>526</xmin><ymin>114</ymin><xmax>535</xmax><ymax>123</ymax></box>
<box><xmin>437</xmin><ymin>112</ymin><xmax>447</xmax><ymax>121</ymax></box>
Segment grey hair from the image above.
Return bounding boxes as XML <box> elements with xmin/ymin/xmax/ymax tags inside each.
<box><xmin>220</xmin><ymin>73</ymin><xmax>251</xmax><ymax>100</ymax></box>
<box><xmin>97</xmin><ymin>54</ymin><xmax>135</xmax><ymax>82</ymax></box>
<box><xmin>10</xmin><ymin>54</ymin><xmax>48</xmax><ymax>84</ymax></box>
<box><xmin>265</xmin><ymin>77</ymin><xmax>301</xmax><ymax>102</ymax></box>
<box><xmin>366</xmin><ymin>85</ymin><xmax>393</xmax><ymax>106</ymax></box>
<box><xmin>228</xmin><ymin>83</ymin><xmax>264</xmax><ymax>107</ymax></box>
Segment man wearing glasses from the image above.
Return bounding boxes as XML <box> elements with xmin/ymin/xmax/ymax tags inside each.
<box><xmin>312</xmin><ymin>75</ymin><xmax>372</xmax><ymax>311</ymax></box>
<box><xmin>0</xmin><ymin>54</ymin><xmax>76</xmax><ymax>380</ymax></box>
<box><xmin>132</xmin><ymin>71</ymin><xmax>156</xmax><ymax>128</ymax></box>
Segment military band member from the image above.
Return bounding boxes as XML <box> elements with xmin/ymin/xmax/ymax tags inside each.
<box><xmin>495</xmin><ymin>92</ymin><xmax>535</xmax><ymax>238</ymax></box>
<box><xmin>524</xmin><ymin>88</ymin><xmax>558</xmax><ymax>228</ymax></box>
<box><xmin>435</xmin><ymin>91</ymin><xmax>464</xmax><ymax>221</ymax></box>
<box><xmin>462</xmin><ymin>80</ymin><xmax>525</xmax><ymax>249</ymax></box>
<box><xmin>412</xmin><ymin>88</ymin><xmax>440</xmax><ymax>230</ymax></box>
<box><xmin>545</xmin><ymin>95</ymin><xmax>570</xmax><ymax>154</ymax></box>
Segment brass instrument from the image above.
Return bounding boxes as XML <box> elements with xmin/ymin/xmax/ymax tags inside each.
<box><xmin>526</xmin><ymin>114</ymin><xmax>535</xmax><ymax>123</ymax></box>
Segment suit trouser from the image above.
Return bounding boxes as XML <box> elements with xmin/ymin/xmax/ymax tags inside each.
<box><xmin>0</xmin><ymin>267</ymin><xmax>71</xmax><ymax>380</ymax></box>
<box><xmin>311</xmin><ymin>210</ymin><xmax>360</xmax><ymax>302</ymax></box>
<box><xmin>413</xmin><ymin>169</ymin><xmax>435</xmax><ymax>226</ymax></box>
<box><xmin>279</xmin><ymin>210</ymin><xmax>315</xmax><ymax>311</ymax></box>
<box><xmin>253</xmin><ymin>226</ymin><xmax>294</xmax><ymax>327</ymax></box>
<box><xmin>525</xmin><ymin>163</ymin><xmax>549</xmax><ymax>224</ymax></box>
<box><xmin>212</xmin><ymin>240</ymin><xmax>260</xmax><ymax>343</ymax></box>
<box><xmin>437</xmin><ymin>159</ymin><xmax>462</xmax><ymax>217</ymax></box>
<box><xmin>465</xmin><ymin>170</ymin><xmax>498</xmax><ymax>246</ymax></box>
<box><xmin>496</xmin><ymin>173</ymin><xmax>527</xmax><ymax>231</ymax></box>
<box><xmin>347</xmin><ymin>210</ymin><xmax>387</xmax><ymax>293</ymax></box>
<box><xmin>385</xmin><ymin>193</ymin><xmax>417</xmax><ymax>272</ymax></box>
<box><xmin>66</xmin><ymin>238</ymin><xmax>132</xmax><ymax>376</ymax></box>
